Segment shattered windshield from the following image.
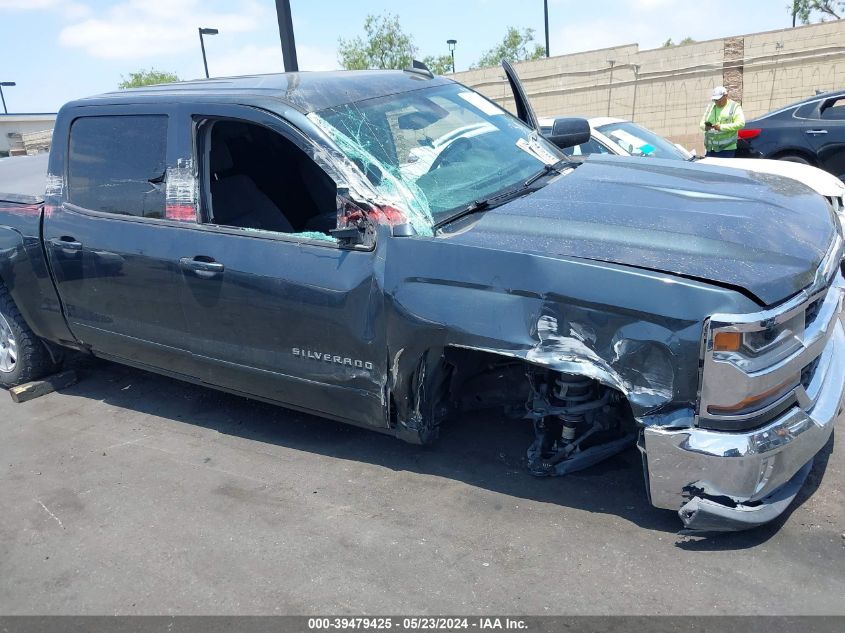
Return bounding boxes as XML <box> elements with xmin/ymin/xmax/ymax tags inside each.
<box><xmin>310</xmin><ymin>83</ymin><xmax>564</xmax><ymax>230</ymax></box>
<box><xmin>596</xmin><ymin>121</ymin><xmax>688</xmax><ymax>160</ymax></box>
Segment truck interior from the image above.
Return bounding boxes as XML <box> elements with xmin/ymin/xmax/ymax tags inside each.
<box><xmin>202</xmin><ymin>119</ymin><xmax>339</xmax><ymax>235</ymax></box>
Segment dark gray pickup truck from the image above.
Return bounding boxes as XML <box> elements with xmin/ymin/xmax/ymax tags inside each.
<box><xmin>1</xmin><ymin>67</ymin><xmax>843</xmax><ymax>531</ymax></box>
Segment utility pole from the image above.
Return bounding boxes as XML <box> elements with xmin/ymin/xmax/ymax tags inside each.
<box><xmin>275</xmin><ymin>0</ymin><xmax>299</xmax><ymax>72</ymax></box>
<box><xmin>543</xmin><ymin>0</ymin><xmax>550</xmax><ymax>57</ymax></box>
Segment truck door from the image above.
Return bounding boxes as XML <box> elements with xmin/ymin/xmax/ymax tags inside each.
<box><xmin>43</xmin><ymin>106</ymin><xmax>198</xmax><ymax>376</ymax></box>
<box><xmin>502</xmin><ymin>60</ymin><xmax>540</xmax><ymax>131</ymax></box>
<box><xmin>174</xmin><ymin>105</ymin><xmax>388</xmax><ymax>428</ymax></box>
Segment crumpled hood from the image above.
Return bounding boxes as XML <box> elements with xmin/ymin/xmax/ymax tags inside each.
<box><xmin>443</xmin><ymin>155</ymin><xmax>836</xmax><ymax>306</ymax></box>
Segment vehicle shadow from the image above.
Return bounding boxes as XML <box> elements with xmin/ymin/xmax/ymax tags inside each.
<box><xmin>50</xmin><ymin>356</ymin><xmax>834</xmax><ymax>549</ymax></box>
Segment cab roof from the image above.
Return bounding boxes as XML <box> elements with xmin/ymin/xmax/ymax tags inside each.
<box><xmin>74</xmin><ymin>70</ymin><xmax>454</xmax><ymax>114</ymax></box>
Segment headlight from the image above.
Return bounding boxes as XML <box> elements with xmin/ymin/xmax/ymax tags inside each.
<box><xmin>706</xmin><ymin>316</ymin><xmax>804</xmax><ymax>417</ymax></box>
<box><xmin>701</xmin><ymin>235</ymin><xmax>841</xmax><ymax>423</ymax></box>
<box><xmin>711</xmin><ymin>312</ymin><xmax>804</xmax><ymax>372</ymax></box>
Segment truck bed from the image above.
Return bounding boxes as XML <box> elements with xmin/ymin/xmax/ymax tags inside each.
<box><xmin>0</xmin><ymin>153</ymin><xmax>49</xmax><ymax>203</ymax></box>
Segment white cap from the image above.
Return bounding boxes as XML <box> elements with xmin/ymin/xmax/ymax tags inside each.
<box><xmin>711</xmin><ymin>86</ymin><xmax>728</xmax><ymax>100</ymax></box>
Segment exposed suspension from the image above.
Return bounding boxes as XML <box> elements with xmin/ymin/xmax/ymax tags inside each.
<box><xmin>554</xmin><ymin>374</ymin><xmax>598</xmax><ymax>443</ymax></box>
<box><xmin>526</xmin><ymin>371</ymin><xmax>630</xmax><ymax>476</ymax></box>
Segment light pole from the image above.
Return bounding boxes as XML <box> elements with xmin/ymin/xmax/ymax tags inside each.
<box><xmin>0</xmin><ymin>82</ymin><xmax>15</xmax><ymax>115</ymax></box>
<box><xmin>606</xmin><ymin>59</ymin><xmax>616</xmax><ymax>116</ymax></box>
<box><xmin>275</xmin><ymin>0</ymin><xmax>299</xmax><ymax>72</ymax></box>
<box><xmin>447</xmin><ymin>39</ymin><xmax>457</xmax><ymax>73</ymax></box>
<box><xmin>630</xmin><ymin>64</ymin><xmax>640</xmax><ymax>122</ymax></box>
<box><xmin>543</xmin><ymin>0</ymin><xmax>550</xmax><ymax>57</ymax></box>
<box><xmin>198</xmin><ymin>27</ymin><xmax>218</xmax><ymax>78</ymax></box>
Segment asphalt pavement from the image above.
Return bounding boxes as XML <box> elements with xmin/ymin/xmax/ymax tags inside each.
<box><xmin>1</xmin><ymin>357</ymin><xmax>843</xmax><ymax>615</ymax></box>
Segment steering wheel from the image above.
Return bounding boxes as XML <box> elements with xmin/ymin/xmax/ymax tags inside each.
<box><xmin>428</xmin><ymin>137</ymin><xmax>472</xmax><ymax>173</ymax></box>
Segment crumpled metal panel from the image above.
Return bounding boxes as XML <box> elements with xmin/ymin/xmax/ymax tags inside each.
<box><xmin>380</xmin><ymin>233</ymin><xmax>760</xmax><ymax>434</ymax></box>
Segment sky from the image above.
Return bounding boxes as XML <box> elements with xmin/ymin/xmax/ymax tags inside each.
<box><xmin>0</xmin><ymin>0</ymin><xmax>801</xmax><ymax>113</ymax></box>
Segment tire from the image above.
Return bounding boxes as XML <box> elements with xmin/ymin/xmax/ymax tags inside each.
<box><xmin>777</xmin><ymin>154</ymin><xmax>811</xmax><ymax>165</ymax></box>
<box><xmin>0</xmin><ymin>284</ymin><xmax>58</xmax><ymax>387</ymax></box>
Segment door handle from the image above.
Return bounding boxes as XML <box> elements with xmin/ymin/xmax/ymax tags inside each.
<box><xmin>48</xmin><ymin>236</ymin><xmax>83</xmax><ymax>251</ymax></box>
<box><xmin>806</xmin><ymin>129</ymin><xmax>828</xmax><ymax>135</ymax></box>
<box><xmin>179</xmin><ymin>256</ymin><xmax>224</xmax><ymax>276</ymax></box>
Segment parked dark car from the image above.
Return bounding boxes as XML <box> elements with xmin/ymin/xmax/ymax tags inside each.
<box><xmin>0</xmin><ymin>65</ymin><xmax>843</xmax><ymax>532</ymax></box>
<box><xmin>737</xmin><ymin>89</ymin><xmax>845</xmax><ymax>178</ymax></box>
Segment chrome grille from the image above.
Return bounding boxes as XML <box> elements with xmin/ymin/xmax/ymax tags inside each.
<box><xmin>801</xmin><ymin>356</ymin><xmax>821</xmax><ymax>390</ymax></box>
<box><xmin>805</xmin><ymin>296</ymin><xmax>823</xmax><ymax>325</ymax></box>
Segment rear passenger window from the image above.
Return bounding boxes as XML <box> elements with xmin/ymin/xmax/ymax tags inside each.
<box><xmin>68</xmin><ymin>115</ymin><xmax>167</xmax><ymax>218</ymax></box>
<box><xmin>794</xmin><ymin>102</ymin><xmax>818</xmax><ymax>119</ymax></box>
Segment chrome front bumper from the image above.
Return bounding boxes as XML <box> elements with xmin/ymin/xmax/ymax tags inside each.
<box><xmin>643</xmin><ymin>272</ymin><xmax>845</xmax><ymax>531</ymax></box>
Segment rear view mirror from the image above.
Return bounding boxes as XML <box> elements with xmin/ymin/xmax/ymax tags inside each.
<box><xmin>397</xmin><ymin>98</ymin><xmax>450</xmax><ymax>130</ymax></box>
<box><xmin>398</xmin><ymin>111</ymin><xmax>440</xmax><ymax>130</ymax></box>
<box><xmin>544</xmin><ymin>117</ymin><xmax>591</xmax><ymax>150</ymax></box>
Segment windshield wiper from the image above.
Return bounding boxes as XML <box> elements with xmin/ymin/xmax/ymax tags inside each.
<box><xmin>432</xmin><ymin>198</ymin><xmax>492</xmax><ymax>230</ymax></box>
<box><xmin>433</xmin><ymin>159</ymin><xmax>573</xmax><ymax>231</ymax></box>
<box><xmin>523</xmin><ymin>158</ymin><xmax>570</xmax><ymax>187</ymax></box>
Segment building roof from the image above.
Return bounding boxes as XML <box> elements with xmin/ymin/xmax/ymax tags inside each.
<box><xmin>78</xmin><ymin>70</ymin><xmax>454</xmax><ymax>114</ymax></box>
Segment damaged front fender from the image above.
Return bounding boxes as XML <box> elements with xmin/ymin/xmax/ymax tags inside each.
<box><xmin>383</xmin><ymin>234</ymin><xmax>754</xmax><ymax>428</ymax></box>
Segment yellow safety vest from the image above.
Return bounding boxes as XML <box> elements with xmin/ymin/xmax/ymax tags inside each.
<box><xmin>701</xmin><ymin>100</ymin><xmax>745</xmax><ymax>152</ymax></box>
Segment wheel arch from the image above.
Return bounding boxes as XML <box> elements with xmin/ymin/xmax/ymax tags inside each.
<box><xmin>769</xmin><ymin>147</ymin><xmax>817</xmax><ymax>165</ymax></box>
<box><xmin>389</xmin><ymin>335</ymin><xmax>678</xmax><ymax>446</ymax></box>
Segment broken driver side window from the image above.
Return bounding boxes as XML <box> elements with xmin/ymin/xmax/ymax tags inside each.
<box><xmin>199</xmin><ymin>118</ymin><xmax>339</xmax><ymax>240</ymax></box>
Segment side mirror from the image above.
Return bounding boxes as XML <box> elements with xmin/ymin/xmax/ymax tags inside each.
<box><xmin>330</xmin><ymin>225</ymin><xmax>365</xmax><ymax>246</ymax></box>
<box><xmin>544</xmin><ymin>117</ymin><xmax>591</xmax><ymax>150</ymax></box>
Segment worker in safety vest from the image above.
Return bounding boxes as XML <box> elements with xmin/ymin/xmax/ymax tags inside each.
<box><xmin>699</xmin><ymin>86</ymin><xmax>745</xmax><ymax>157</ymax></box>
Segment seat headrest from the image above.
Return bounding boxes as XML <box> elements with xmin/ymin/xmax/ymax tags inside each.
<box><xmin>210</xmin><ymin>142</ymin><xmax>234</xmax><ymax>174</ymax></box>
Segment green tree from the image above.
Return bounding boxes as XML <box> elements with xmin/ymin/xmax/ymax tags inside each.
<box><xmin>118</xmin><ymin>69</ymin><xmax>180</xmax><ymax>89</ymax></box>
<box><xmin>338</xmin><ymin>13</ymin><xmax>416</xmax><ymax>70</ymax></box>
<box><xmin>422</xmin><ymin>54</ymin><xmax>454</xmax><ymax>75</ymax></box>
<box><xmin>663</xmin><ymin>36</ymin><xmax>696</xmax><ymax>47</ymax></box>
<box><xmin>473</xmin><ymin>27</ymin><xmax>546</xmax><ymax>69</ymax></box>
<box><xmin>337</xmin><ymin>13</ymin><xmax>458</xmax><ymax>74</ymax></box>
<box><xmin>791</xmin><ymin>0</ymin><xmax>843</xmax><ymax>23</ymax></box>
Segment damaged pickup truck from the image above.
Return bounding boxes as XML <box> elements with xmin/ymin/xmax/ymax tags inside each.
<box><xmin>0</xmin><ymin>65</ymin><xmax>843</xmax><ymax>531</ymax></box>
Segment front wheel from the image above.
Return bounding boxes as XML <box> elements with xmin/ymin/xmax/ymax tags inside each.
<box><xmin>0</xmin><ymin>284</ymin><xmax>59</xmax><ymax>387</ymax></box>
